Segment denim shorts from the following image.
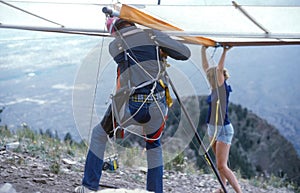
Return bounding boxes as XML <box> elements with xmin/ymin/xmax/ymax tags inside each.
<box><xmin>207</xmin><ymin>123</ymin><xmax>234</xmax><ymax>145</ymax></box>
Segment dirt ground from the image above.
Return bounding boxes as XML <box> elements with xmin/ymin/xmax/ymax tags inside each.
<box><xmin>0</xmin><ymin>149</ymin><xmax>295</xmax><ymax>193</ymax></box>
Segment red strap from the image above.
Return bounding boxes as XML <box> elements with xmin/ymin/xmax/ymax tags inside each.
<box><xmin>146</xmin><ymin>116</ymin><xmax>167</xmax><ymax>143</ymax></box>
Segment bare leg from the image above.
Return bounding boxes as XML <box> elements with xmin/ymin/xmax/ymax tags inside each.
<box><xmin>215</xmin><ymin>141</ymin><xmax>242</xmax><ymax>193</ymax></box>
<box><xmin>211</xmin><ymin>141</ymin><xmax>226</xmax><ymax>191</ymax></box>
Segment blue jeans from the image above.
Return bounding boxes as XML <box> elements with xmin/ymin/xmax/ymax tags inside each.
<box><xmin>82</xmin><ymin>99</ymin><xmax>167</xmax><ymax>193</ymax></box>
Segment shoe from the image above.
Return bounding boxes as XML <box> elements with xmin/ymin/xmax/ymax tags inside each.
<box><xmin>212</xmin><ymin>188</ymin><xmax>224</xmax><ymax>193</ymax></box>
<box><xmin>74</xmin><ymin>186</ymin><xmax>96</xmax><ymax>193</ymax></box>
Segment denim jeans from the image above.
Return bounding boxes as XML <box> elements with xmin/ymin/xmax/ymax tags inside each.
<box><xmin>82</xmin><ymin>98</ymin><xmax>167</xmax><ymax>193</ymax></box>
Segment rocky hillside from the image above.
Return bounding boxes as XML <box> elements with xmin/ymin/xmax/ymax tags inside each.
<box><xmin>0</xmin><ymin>142</ymin><xmax>296</xmax><ymax>193</ymax></box>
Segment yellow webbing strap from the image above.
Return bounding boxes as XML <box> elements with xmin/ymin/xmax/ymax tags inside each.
<box><xmin>159</xmin><ymin>79</ymin><xmax>173</xmax><ymax>107</ymax></box>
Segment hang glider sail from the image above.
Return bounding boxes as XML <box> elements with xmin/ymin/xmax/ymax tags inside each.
<box><xmin>1</xmin><ymin>1</ymin><xmax>300</xmax><ymax>46</ymax></box>
<box><xmin>114</xmin><ymin>4</ymin><xmax>216</xmax><ymax>46</ymax></box>
<box><xmin>110</xmin><ymin>2</ymin><xmax>300</xmax><ymax>47</ymax></box>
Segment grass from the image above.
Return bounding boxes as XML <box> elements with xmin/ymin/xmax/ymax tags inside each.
<box><xmin>0</xmin><ymin>124</ymin><xmax>88</xmax><ymax>174</ymax></box>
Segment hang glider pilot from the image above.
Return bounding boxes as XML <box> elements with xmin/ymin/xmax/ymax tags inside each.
<box><xmin>75</xmin><ymin>17</ymin><xmax>191</xmax><ymax>193</ymax></box>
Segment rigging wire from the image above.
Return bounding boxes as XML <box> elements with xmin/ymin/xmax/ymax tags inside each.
<box><xmin>232</xmin><ymin>1</ymin><xmax>269</xmax><ymax>34</ymax></box>
<box><xmin>4</xmin><ymin>0</ymin><xmax>111</xmax><ymax>6</ymax></box>
<box><xmin>103</xmin><ymin>16</ymin><xmax>166</xmax><ymax>136</ymax></box>
<box><xmin>0</xmin><ymin>0</ymin><xmax>64</xmax><ymax>27</ymax></box>
<box><xmin>0</xmin><ymin>34</ymin><xmax>94</xmax><ymax>42</ymax></box>
<box><xmin>101</xmin><ymin>14</ymin><xmax>205</xmax><ymax>147</ymax></box>
<box><xmin>110</xmin><ymin>56</ymin><xmax>208</xmax><ymax>156</ymax></box>
<box><xmin>85</xmin><ymin>32</ymin><xmax>106</xmax><ymax>153</ymax></box>
<box><xmin>109</xmin><ymin>29</ymin><xmax>166</xmax><ymax>141</ymax></box>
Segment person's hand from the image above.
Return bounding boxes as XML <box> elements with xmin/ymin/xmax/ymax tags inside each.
<box><xmin>201</xmin><ymin>46</ymin><xmax>208</xmax><ymax>51</ymax></box>
<box><xmin>160</xmin><ymin>49</ymin><xmax>168</xmax><ymax>58</ymax></box>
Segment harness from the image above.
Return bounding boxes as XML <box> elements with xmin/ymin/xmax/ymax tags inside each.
<box><xmin>111</xmin><ymin>28</ymin><xmax>169</xmax><ymax>142</ymax></box>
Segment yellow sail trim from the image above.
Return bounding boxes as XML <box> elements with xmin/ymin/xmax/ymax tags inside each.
<box><xmin>119</xmin><ymin>4</ymin><xmax>216</xmax><ymax>47</ymax></box>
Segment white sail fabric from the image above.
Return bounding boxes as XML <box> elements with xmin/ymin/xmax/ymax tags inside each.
<box><xmin>1</xmin><ymin>1</ymin><xmax>300</xmax><ymax>45</ymax></box>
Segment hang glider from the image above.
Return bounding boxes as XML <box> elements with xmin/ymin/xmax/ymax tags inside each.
<box><xmin>1</xmin><ymin>1</ymin><xmax>300</xmax><ymax>46</ymax></box>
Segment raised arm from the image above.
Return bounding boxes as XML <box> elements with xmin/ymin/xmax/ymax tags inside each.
<box><xmin>148</xmin><ymin>29</ymin><xmax>191</xmax><ymax>60</ymax></box>
<box><xmin>217</xmin><ymin>46</ymin><xmax>231</xmax><ymax>71</ymax></box>
<box><xmin>216</xmin><ymin>46</ymin><xmax>231</xmax><ymax>86</ymax></box>
<box><xmin>201</xmin><ymin>46</ymin><xmax>209</xmax><ymax>72</ymax></box>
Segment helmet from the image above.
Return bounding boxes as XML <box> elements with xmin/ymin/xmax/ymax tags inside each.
<box><xmin>106</xmin><ymin>17</ymin><xmax>135</xmax><ymax>34</ymax></box>
<box><xmin>106</xmin><ymin>16</ymin><xmax>119</xmax><ymax>34</ymax></box>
